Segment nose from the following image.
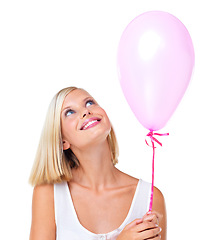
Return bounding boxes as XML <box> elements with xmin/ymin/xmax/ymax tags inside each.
<box><xmin>81</xmin><ymin>109</ymin><xmax>91</xmax><ymax>118</ymax></box>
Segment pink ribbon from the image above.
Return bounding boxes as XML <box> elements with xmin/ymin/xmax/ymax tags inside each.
<box><xmin>146</xmin><ymin>131</ymin><xmax>169</xmax><ymax>211</ymax></box>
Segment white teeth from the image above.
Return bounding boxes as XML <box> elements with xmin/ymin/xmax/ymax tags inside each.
<box><xmin>83</xmin><ymin>120</ymin><xmax>98</xmax><ymax>130</ymax></box>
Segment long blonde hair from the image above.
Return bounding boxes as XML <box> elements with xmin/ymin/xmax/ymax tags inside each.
<box><xmin>29</xmin><ymin>86</ymin><xmax>119</xmax><ymax>186</ymax></box>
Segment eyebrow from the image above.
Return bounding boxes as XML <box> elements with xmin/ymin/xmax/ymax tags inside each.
<box><xmin>61</xmin><ymin>96</ymin><xmax>93</xmax><ymax>112</ymax></box>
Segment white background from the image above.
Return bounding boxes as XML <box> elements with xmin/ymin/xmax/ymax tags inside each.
<box><xmin>0</xmin><ymin>0</ymin><xmax>212</xmax><ymax>239</ymax></box>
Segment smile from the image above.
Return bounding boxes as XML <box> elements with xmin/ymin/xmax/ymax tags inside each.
<box><xmin>80</xmin><ymin>118</ymin><xmax>101</xmax><ymax>130</ymax></box>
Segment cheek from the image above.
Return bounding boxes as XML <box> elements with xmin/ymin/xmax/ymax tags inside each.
<box><xmin>102</xmin><ymin>109</ymin><xmax>111</xmax><ymax>127</ymax></box>
<box><xmin>99</xmin><ymin>109</ymin><xmax>111</xmax><ymax>135</ymax></box>
<box><xmin>61</xmin><ymin>119</ymin><xmax>76</xmax><ymax>142</ymax></box>
<box><xmin>99</xmin><ymin>107</ymin><xmax>109</xmax><ymax>119</ymax></box>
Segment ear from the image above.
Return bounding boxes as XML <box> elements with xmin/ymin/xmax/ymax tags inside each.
<box><xmin>63</xmin><ymin>140</ymin><xmax>70</xmax><ymax>150</ymax></box>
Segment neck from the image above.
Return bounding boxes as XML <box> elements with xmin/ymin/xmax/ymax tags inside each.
<box><xmin>70</xmin><ymin>140</ymin><xmax>119</xmax><ymax>192</ymax></box>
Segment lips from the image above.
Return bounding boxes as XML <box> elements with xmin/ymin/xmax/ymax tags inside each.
<box><xmin>80</xmin><ymin>117</ymin><xmax>101</xmax><ymax>130</ymax></box>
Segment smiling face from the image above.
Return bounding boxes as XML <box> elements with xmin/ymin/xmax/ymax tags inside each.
<box><xmin>61</xmin><ymin>89</ymin><xmax>111</xmax><ymax>151</ymax></box>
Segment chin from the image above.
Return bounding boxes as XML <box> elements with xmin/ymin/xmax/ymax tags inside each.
<box><xmin>82</xmin><ymin>126</ymin><xmax>111</xmax><ymax>149</ymax></box>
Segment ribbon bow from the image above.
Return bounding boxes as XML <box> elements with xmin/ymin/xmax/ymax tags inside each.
<box><xmin>146</xmin><ymin>131</ymin><xmax>169</xmax><ymax>211</ymax></box>
<box><xmin>146</xmin><ymin>131</ymin><xmax>169</xmax><ymax>148</ymax></box>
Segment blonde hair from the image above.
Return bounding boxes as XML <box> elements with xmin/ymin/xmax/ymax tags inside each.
<box><xmin>29</xmin><ymin>86</ymin><xmax>119</xmax><ymax>186</ymax></box>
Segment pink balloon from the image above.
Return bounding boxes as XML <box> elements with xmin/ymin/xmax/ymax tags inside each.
<box><xmin>117</xmin><ymin>11</ymin><xmax>195</xmax><ymax>131</ymax></box>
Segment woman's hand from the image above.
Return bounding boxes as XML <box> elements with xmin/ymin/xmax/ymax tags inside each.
<box><xmin>116</xmin><ymin>213</ymin><xmax>162</xmax><ymax>240</ymax></box>
<box><xmin>142</xmin><ymin>211</ymin><xmax>163</xmax><ymax>225</ymax></box>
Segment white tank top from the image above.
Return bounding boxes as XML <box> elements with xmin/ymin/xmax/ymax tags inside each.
<box><xmin>54</xmin><ymin>178</ymin><xmax>151</xmax><ymax>240</ymax></box>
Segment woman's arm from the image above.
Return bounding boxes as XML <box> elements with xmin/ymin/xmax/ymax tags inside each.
<box><xmin>152</xmin><ymin>186</ymin><xmax>167</xmax><ymax>240</ymax></box>
<box><xmin>116</xmin><ymin>186</ymin><xmax>166</xmax><ymax>240</ymax></box>
<box><xmin>29</xmin><ymin>184</ymin><xmax>56</xmax><ymax>240</ymax></box>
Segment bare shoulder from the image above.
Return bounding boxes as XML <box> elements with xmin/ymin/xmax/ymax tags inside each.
<box><xmin>153</xmin><ymin>186</ymin><xmax>165</xmax><ymax>203</ymax></box>
<box><xmin>30</xmin><ymin>184</ymin><xmax>56</xmax><ymax>240</ymax></box>
<box><xmin>153</xmin><ymin>186</ymin><xmax>167</xmax><ymax>240</ymax></box>
<box><xmin>153</xmin><ymin>186</ymin><xmax>166</xmax><ymax>214</ymax></box>
<box><xmin>32</xmin><ymin>184</ymin><xmax>55</xmax><ymax>215</ymax></box>
<box><xmin>33</xmin><ymin>183</ymin><xmax>54</xmax><ymax>197</ymax></box>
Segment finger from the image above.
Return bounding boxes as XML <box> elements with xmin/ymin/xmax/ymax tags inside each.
<box><xmin>147</xmin><ymin>211</ymin><xmax>163</xmax><ymax>221</ymax></box>
<box><xmin>143</xmin><ymin>213</ymin><xmax>157</xmax><ymax>221</ymax></box>
<box><xmin>138</xmin><ymin>226</ymin><xmax>162</xmax><ymax>239</ymax></box>
<box><xmin>123</xmin><ymin>218</ymin><xmax>143</xmax><ymax>230</ymax></box>
<box><xmin>143</xmin><ymin>211</ymin><xmax>162</xmax><ymax>224</ymax></box>
<box><xmin>146</xmin><ymin>235</ymin><xmax>161</xmax><ymax>240</ymax></box>
<box><xmin>143</xmin><ymin>213</ymin><xmax>159</xmax><ymax>225</ymax></box>
<box><xmin>133</xmin><ymin>221</ymin><xmax>157</xmax><ymax>233</ymax></box>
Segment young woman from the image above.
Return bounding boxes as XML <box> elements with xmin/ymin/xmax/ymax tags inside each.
<box><xmin>29</xmin><ymin>86</ymin><xmax>166</xmax><ymax>240</ymax></box>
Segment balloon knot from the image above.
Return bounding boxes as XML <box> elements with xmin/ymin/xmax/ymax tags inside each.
<box><xmin>145</xmin><ymin>131</ymin><xmax>169</xmax><ymax>148</ymax></box>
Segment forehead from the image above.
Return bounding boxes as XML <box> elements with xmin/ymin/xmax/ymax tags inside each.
<box><xmin>62</xmin><ymin>89</ymin><xmax>92</xmax><ymax>107</ymax></box>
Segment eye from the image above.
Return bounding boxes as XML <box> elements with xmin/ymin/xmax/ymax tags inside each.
<box><xmin>86</xmin><ymin>99</ymin><xmax>95</xmax><ymax>107</ymax></box>
<box><xmin>65</xmin><ymin>109</ymin><xmax>75</xmax><ymax>117</ymax></box>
